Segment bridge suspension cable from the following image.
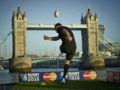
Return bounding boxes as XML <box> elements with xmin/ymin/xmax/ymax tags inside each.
<box><xmin>0</xmin><ymin>30</ymin><xmax>13</xmax><ymax>59</ymax></box>
<box><xmin>98</xmin><ymin>31</ymin><xmax>120</xmax><ymax>53</ymax></box>
<box><xmin>0</xmin><ymin>30</ymin><xmax>13</xmax><ymax>45</ymax></box>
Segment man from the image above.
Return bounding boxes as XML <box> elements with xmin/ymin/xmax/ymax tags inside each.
<box><xmin>44</xmin><ymin>23</ymin><xmax>76</xmax><ymax>83</ymax></box>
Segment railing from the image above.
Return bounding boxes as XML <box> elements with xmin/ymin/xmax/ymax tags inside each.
<box><xmin>32</xmin><ymin>57</ymin><xmax>81</xmax><ymax>63</ymax></box>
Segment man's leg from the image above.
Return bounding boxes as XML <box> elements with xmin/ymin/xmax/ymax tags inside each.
<box><xmin>62</xmin><ymin>60</ymin><xmax>70</xmax><ymax>78</ymax></box>
<box><xmin>62</xmin><ymin>60</ymin><xmax>70</xmax><ymax>83</ymax></box>
<box><xmin>62</xmin><ymin>52</ymin><xmax>75</xmax><ymax>83</ymax></box>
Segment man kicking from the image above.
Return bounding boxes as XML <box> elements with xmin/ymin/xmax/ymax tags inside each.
<box><xmin>44</xmin><ymin>23</ymin><xmax>76</xmax><ymax>83</ymax></box>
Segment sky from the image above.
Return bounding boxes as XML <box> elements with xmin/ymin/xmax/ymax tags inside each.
<box><xmin>0</xmin><ymin>0</ymin><xmax>120</xmax><ymax>57</ymax></box>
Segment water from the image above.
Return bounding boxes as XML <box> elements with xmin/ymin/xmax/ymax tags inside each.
<box><xmin>105</xmin><ymin>67</ymin><xmax>120</xmax><ymax>71</ymax></box>
<box><xmin>0</xmin><ymin>70</ymin><xmax>17</xmax><ymax>84</ymax></box>
<box><xmin>0</xmin><ymin>68</ymin><xmax>79</xmax><ymax>84</ymax></box>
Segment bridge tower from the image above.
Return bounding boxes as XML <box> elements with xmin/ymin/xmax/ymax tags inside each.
<box><xmin>12</xmin><ymin>6</ymin><xmax>27</xmax><ymax>57</ymax></box>
<box><xmin>81</xmin><ymin>7</ymin><xmax>105</xmax><ymax>69</ymax></box>
<box><xmin>9</xmin><ymin>6</ymin><xmax>31</xmax><ymax>72</ymax></box>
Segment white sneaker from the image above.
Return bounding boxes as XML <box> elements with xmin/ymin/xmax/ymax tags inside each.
<box><xmin>61</xmin><ymin>78</ymin><xmax>65</xmax><ymax>83</ymax></box>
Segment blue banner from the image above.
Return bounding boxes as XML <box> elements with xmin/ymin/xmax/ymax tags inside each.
<box><xmin>40</xmin><ymin>72</ymin><xmax>60</xmax><ymax>81</ymax></box>
<box><xmin>19</xmin><ymin>71</ymin><xmax>99</xmax><ymax>82</ymax></box>
<box><xmin>60</xmin><ymin>72</ymin><xmax>80</xmax><ymax>80</ymax></box>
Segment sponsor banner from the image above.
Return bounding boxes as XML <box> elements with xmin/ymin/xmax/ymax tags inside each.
<box><xmin>19</xmin><ymin>72</ymin><xmax>59</xmax><ymax>82</ymax></box>
<box><xmin>96</xmin><ymin>70</ymin><xmax>106</xmax><ymax>81</ymax></box>
<box><xmin>19</xmin><ymin>73</ymin><xmax>40</xmax><ymax>82</ymax></box>
<box><xmin>27</xmin><ymin>73</ymin><xmax>40</xmax><ymax>82</ymax></box>
<box><xmin>60</xmin><ymin>71</ymin><xmax>97</xmax><ymax>80</ymax></box>
<box><xmin>19</xmin><ymin>73</ymin><xmax>28</xmax><ymax>82</ymax></box>
<box><xmin>60</xmin><ymin>72</ymin><xmax>80</xmax><ymax>80</ymax></box>
<box><xmin>80</xmin><ymin>71</ymin><xmax>97</xmax><ymax>80</ymax></box>
<box><xmin>19</xmin><ymin>71</ymin><xmax>97</xmax><ymax>82</ymax></box>
<box><xmin>40</xmin><ymin>72</ymin><xmax>59</xmax><ymax>81</ymax></box>
<box><xmin>113</xmin><ymin>72</ymin><xmax>120</xmax><ymax>83</ymax></box>
<box><xmin>106</xmin><ymin>71</ymin><xmax>114</xmax><ymax>82</ymax></box>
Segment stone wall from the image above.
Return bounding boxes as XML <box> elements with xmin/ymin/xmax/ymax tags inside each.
<box><xmin>9</xmin><ymin>57</ymin><xmax>31</xmax><ymax>72</ymax></box>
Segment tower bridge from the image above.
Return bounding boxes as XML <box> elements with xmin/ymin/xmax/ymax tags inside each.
<box><xmin>8</xmin><ymin>6</ymin><xmax>106</xmax><ymax>72</ymax></box>
<box><xmin>27</xmin><ymin>24</ymin><xmax>87</xmax><ymax>30</ymax></box>
<box><xmin>27</xmin><ymin>24</ymin><xmax>104</xmax><ymax>30</ymax></box>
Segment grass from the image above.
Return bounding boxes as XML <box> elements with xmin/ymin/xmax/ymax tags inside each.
<box><xmin>12</xmin><ymin>80</ymin><xmax>120</xmax><ymax>90</ymax></box>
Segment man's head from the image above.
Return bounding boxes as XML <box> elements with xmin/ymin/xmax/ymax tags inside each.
<box><xmin>55</xmin><ymin>23</ymin><xmax>62</xmax><ymax>30</ymax></box>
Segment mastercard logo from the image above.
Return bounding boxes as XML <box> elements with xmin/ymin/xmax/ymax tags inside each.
<box><xmin>83</xmin><ymin>71</ymin><xmax>97</xmax><ymax>80</ymax></box>
<box><xmin>43</xmin><ymin>72</ymin><xmax>57</xmax><ymax>81</ymax></box>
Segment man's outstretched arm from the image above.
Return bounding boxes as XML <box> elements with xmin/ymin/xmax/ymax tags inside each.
<box><xmin>44</xmin><ymin>35</ymin><xmax>60</xmax><ymax>41</ymax></box>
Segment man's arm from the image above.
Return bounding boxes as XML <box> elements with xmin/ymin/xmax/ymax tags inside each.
<box><xmin>62</xmin><ymin>29</ymin><xmax>72</xmax><ymax>41</ymax></box>
<box><xmin>44</xmin><ymin>35</ymin><xmax>60</xmax><ymax>41</ymax></box>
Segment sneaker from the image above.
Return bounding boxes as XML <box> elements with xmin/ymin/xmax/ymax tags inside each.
<box><xmin>61</xmin><ymin>78</ymin><xmax>65</xmax><ymax>83</ymax></box>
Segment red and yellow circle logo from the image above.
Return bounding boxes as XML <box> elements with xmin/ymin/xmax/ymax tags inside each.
<box><xmin>83</xmin><ymin>71</ymin><xmax>97</xmax><ymax>80</ymax></box>
<box><xmin>83</xmin><ymin>71</ymin><xmax>90</xmax><ymax>80</ymax></box>
<box><xmin>90</xmin><ymin>71</ymin><xmax>97</xmax><ymax>80</ymax></box>
<box><xmin>50</xmin><ymin>72</ymin><xmax>57</xmax><ymax>81</ymax></box>
<box><xmin>43</xmin><ymin>73</ymin><xmax>50</xmax><ymax>81</ymax></box>
<box><xmin>43</xmin><ymin>72</ymin><xmax>57</xmax><ymax>81</ymax></box>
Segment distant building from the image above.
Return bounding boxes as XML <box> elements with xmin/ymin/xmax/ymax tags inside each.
<box><xmin>29</xmin><ymin>55</ymin><xmax>39</xmax><ymax>58</ymax></box>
